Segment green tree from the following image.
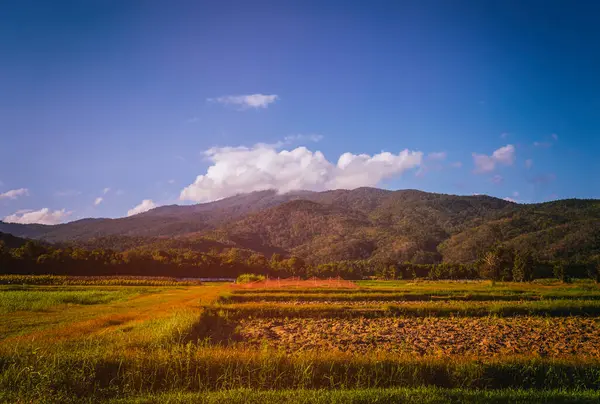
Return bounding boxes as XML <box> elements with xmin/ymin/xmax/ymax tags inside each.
<box><xmin>224</xmin><ymin>248</ymin><xmax>243</xmax><ymax>265</ymax></box>
<box><xmin>479</xmin><ymin>249</ymin><xmax>501</xmax><ymax>282</ymax></box>
<box><xmin>553</xmin><ymin>260</ymin><xmax>571</xmax><ymax>283</ymax></box>
<box><xmin>283</xmin><ymin>256</ymin><xmax>306</xmax><ymax>277</ymax></box>
<box><xmin>269</xmin><ymin>253</ymin><xmax>283</xmax><ymax>273</ymax></box>
<box><xmin>513</xmin><ymin>251</ymin><xmax>533</xmax><ymax>282</ymax></box>
<box><xmin>587</xmin><ymin>257</ymin><xmax>600</xmax><ymax>283</ymax></box>
<box><xmin>151</xmin><ymin>249</ymin><xmax>170</xmax><ymax>264</ymax></box>
<box><xmin>384</xmin><ymin>264</ymin><xmax>397</xmax><ymax>280</ymax></box>
<box><xmin>11</xmin><ymin>240</ymin><xmax>46</xmax><ymax>261</ymax></box>
<box><xmin>0</xmin><ymin>240</ymin><xmax>10</xmax><ymax>268</ymax></box>
<box><xmin>247</xmin><ymin>253</ymin><xmax>267</xmax><ymax>271</ymax></box>
<box><xmin>36</xmin><ymin>254</ymin><xmax>51</xmax><ymax>265</ymax></box>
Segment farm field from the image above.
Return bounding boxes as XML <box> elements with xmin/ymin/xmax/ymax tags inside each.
<box><xmin>1</xmin><ymin>277</ymin><xmax>600</xmax><ymax>402</ymax></box>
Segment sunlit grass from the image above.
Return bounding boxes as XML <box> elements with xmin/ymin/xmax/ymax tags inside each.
<box><xmin>214</xmin><ymin>299</ymin><xmax>600</xmax><ymax>318</ymax></box>
<box><xmin>2</xmin><ymin>345</ymin><xmax>600</xmax><ymax>401</ymax></box>
<box><xmin>223</xmin><ymin>291</ymin><xmax>600</xmax><ymax>302</ymax></box>
<box><xmin>0</xmin><ymin>274</ymin><xmax>203</xmax><ymax>286</ymax></box>
<box><xmin>0</xmin><ymin>289</ymin><xmax>141</xmax><ymax>313</ymax></box>
<box><xmin>3</xmin><ymin>280</ymin><xmax>600</xmax><ymax>401</ymax></box>
<box><xmin>112</xmin><ymin>387</ymin><xmax>600</xmax><ymax>404</ymax></box>
<box><xmin>0</xmin><ymin>285</ymin><xmax>222</xmax><ymax>342</ymax></box>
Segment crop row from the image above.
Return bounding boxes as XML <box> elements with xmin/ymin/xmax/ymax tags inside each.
<box><xmin>223</xmin><ymin>292</ymin><xmax>600</xmax><ymax>303</ymax></box>
<box><xmin>212</xmin><ymin>299</ymin><xmax>600</xmax><ymax>318</ymax></box>
<box><xmin>105</xmin><ymin>388</ymin><xmax>600</xmax><ymax>404</ymax></box>
<box><xmin>3</xmin><ymin>346</ymin><xmax>600</xmax><ymax>400</ymax></box>
<box><xmin>0</xmin><ymin>274</ymin><xmax>202</xmax><ymax>286</ymax></box>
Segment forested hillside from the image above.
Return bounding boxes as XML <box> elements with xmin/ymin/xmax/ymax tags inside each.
<box><xmin>1</xmin><ymin>188</ymin><xmax>599</xmax><ymax>265</ymax></box>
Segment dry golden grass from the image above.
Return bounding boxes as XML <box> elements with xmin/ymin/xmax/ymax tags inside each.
<box><xmin>0</xmin><ymin>285</ymin><xmax>224</xmax><ymax>347</ymax></box>
<box><xmin>3</xmin><ymin>279</ymin><xmax>600</xmax><ymax>401</ymax></box>
<box><xmin>233</xmin><ymin>277</ymin><xmax>357</xmax><ymax>289</ymax></box>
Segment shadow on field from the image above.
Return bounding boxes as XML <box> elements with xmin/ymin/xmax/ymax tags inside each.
<box><xmin>184</xmin><ymin>307</ymin><xmax>243</xmax><ymax>345</ymax></box>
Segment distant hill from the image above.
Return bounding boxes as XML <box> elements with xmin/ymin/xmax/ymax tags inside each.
<box><xmin>0</xmin><ymin>232</ymin><xmax>30</xmax><ymax>249</ymax></box>
<box><xmin>0</xmin><ymin>190</ymin><xmax>311</xmax><ymax>242</ymax></box>
<box><xmin>1</xmin><ymin>188</ymin><xmax>598</xmax><ymax>263</ymax></box>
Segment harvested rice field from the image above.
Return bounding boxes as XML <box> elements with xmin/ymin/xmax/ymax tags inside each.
<box><xmin>4</xmin><ymin>278</ymin><xmax>600</xmax><ymax>402</ymax></box>
<box><xmin>239</xmin><ymin>317</ymin><xmax>600</xmax><ymax>356</ymax></box>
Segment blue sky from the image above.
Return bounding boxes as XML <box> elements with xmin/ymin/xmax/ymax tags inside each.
<box><xmin>1</xmin><ymin>0</ymin><xmax>599</xmax><ymax>224</ymax></box>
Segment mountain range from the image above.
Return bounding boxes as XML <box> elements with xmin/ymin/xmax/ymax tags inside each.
<box><xmin>1</xmin><ymin>188</ymin><xmax>599</xmax><ymax>263</ymax></box>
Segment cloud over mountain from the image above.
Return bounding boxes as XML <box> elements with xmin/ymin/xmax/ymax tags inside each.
<box><xmin>3</xmin><ymin>208</ymin><xmax>71</xmax><ymax>225</ymax></box>
<box><xmin>180</xmin><ymin>144</ymin><xmax>423</xmax><ymax>202</ymax></box>
<box><xmin>127</xmin><ymin>199</ymin><xmax>157</xmax><ymax>216</ymax></box>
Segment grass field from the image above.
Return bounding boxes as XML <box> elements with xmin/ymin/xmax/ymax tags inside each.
<box><xmin>1</xmin><ymin>278</ymin><xmax>600</xmax><ymax>402</ymax></box>
<box><xmin>0</xmin><ymin>288</ymin><xmax>142</xmax><ymax>314</ymax></box>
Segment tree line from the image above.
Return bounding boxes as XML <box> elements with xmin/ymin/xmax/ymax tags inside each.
<box><xmin>1</xmin><ymin>239</ymin><xmax>599</xmax><ymax>282</ymax></box>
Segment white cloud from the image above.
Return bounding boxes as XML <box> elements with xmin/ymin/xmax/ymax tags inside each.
<box><xmin>180</xmin><ymin>144</ymin><xmax>423</xmax><ymax>202</ymax></box>
<box><xmin>503</xmin><ymin>197</ymin><xmax>517</xmax><ymax>203</ymax></box>
<box><xmin>513</xmin><ymin>191</ymin><xmax>520</xmax><ymax>197</ymax></box>
<box><xmin>551</xmin><ymin>133</ymin><xmax>558</xmax><ymax>141</ymax></box>
<box><xmin>3</xmin><ymin>208</ymin><xmax>71</xmax><ymax>225</ymax></box>
<box><xmin>168</xmin><ymin>179</ymin><xmax>176</xmax><ymax>184</ymax></box>
<box><xmin>450</xmin><ymin>161</ymin><xmax>463</xmax><ymax>168</ymax></box>
<box><xmin>127</xmin><ymin>199</ymin><xmax>157</xmax><ymax>216</ymax></box>
<box><xmin>525</xmin><ymin>159</ymin><xmax>533</xmax><ymax>169</ymax></box>
<box><xmin>0</xmin><ymin>188</ymin><xmax>29</xmax><ymax>200</ymax></box>
<box><xmin>472</xmin><ymin>144</ymin><xmax>515</xmax><ymax>173</ymax></box>
<box><xmin>472</xmin><ymin>154</ymin><xmax>495</xmax><ymax>172</ymax></box>
<box><xmin>492</xmin><ymin>145</ymin><xmax>516</xmax><ymax>165</ymax></box>
<box><xmin>500</xmin><ymin>132</ymin><xmax>509</xmax><ymax>139</ymax></box>
<box><xmin>427</xmin><ymin>151</ymin><xmax>447</xmax><ymax>161</ymax></box>
<box><xmin>103</xmin><ymin>188</ymin><xmax>110</xmax><ymax>195</ymax></box>
<box><xmin>94</xmin><ymin>197</ymin><xmax>103</xmax><ymax>206</ymax></box>
<box><xmin>209</xmin><ymin>94</ymin><xmax>279</xmax><ymax>109</ymax></box>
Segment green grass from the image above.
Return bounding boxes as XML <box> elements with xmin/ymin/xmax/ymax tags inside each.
<box><xmin>223</xmin><ymin>291</ymin><xmax>600</xmax><ymax>302</ymax></box>
<box><xmin>214</xmin><ymin>299</ymin><xmax>600</xmax><ymax>318</ymax></box>
<box><xmin>3</xmin><ymin>280</ymin><xmax>600</xmax><ymax>402</ymax></box>
<box><xmin>229</xmin><ymin>281</ymin><xmax>600</xmax><ymax>302</ymax></box>
<box><xmin>112</xmin><ymin>388</ymin><xmax>600</xmax><ymax>404</ymax></box>
<box><xmin>2</xmin><ymin>346</ymin><xmax>600</xmax><ymax>401</ymax></box>
<box><xmin>355</xmin><ymin>279</ymin><xmax>599</xmax><ymax>291</ymax></box>
<box><xmin>0</xmin><ymin>274</ymin><xmax>202</xmax><ymax>286</ymax></box>
<box><xmin>0</xmin><ymin>289</ymin><xmax>143</xmax><ymax>313</ymax></box>
<box><xmin>0</xmin><ymin>285</ymin><xmax>222</xmax><ymax>341</ymax></box>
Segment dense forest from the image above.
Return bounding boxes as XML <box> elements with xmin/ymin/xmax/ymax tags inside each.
<box><xmin>1</xmin><ymin>188</ymin><xmax>599</xmax><ymax>280</ymax></box>
<box><xmin>1</xmin><ymin>233</ymin><xmax>598</xmax><ymax>282</ymax></box>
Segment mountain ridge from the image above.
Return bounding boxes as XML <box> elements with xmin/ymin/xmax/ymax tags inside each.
<box><xmin>1</xmin><ymin>188</ymin><xmax>598</xmax><ymax>263</ymax></box>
